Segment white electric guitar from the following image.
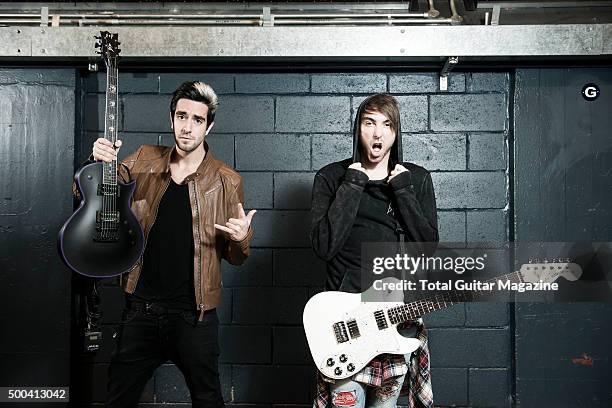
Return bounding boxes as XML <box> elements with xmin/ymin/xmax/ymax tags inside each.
<box><xmin>303</xmin><ymin>261</ymin><xmax>582</xmax><ymax>379</ymax></box>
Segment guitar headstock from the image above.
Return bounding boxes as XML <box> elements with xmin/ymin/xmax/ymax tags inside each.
<box><xmin>519</xmin><ymin>260</ymin><xmax>582</xmax><ymax>284</ymax></box>
<box><xmin>95</xmin><ymin>31</ymin><xmax>121</xmax><ymax>68</ymax></box>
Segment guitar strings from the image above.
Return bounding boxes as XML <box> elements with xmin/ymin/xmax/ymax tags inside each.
<box><xmin>102</xmin><ymin>64</ymin><xmax>111</xmax><ymax>239</ymax></box>
<box><xmin>111</xmin><ymin>65</ymin><xmax>117</xmax><ymax>239</ymax></box>
<box><xmin>101</xmin><ymin>62</ymin><xmax>118</xmax><ymax>240</ymax></box>
<box><xmin>391</xmin><ymin>271</ymin><xmax>523</xmax><ymax>321</ymax></box>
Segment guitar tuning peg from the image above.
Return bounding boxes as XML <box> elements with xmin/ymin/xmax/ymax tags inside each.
<box><xmin>528</xmin><ymin>258</ymin><xmax>533</xmax><ymax>264</ymax></box>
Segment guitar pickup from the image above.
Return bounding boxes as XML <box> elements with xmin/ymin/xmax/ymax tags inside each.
<box><xmin>96</xmin><ymin>210</ymin><xmax>120</xmax><ymax>224</ymax></box>
<box><xmin>333</xmin><ymin>321</ymin><xmax>349</xmax><ymax>343</ymax></box>
<box><xmin>97</xmin><ymin>183</ymin><xmax>120</xmax><ymax>197</ymax></box>
<box><xmin>347</xmin><ymin>319</ymin><xmax>360</xmax><ymax>339</ymax></box>
<box><xmin>374</xmin><ymin>310</ymin><xmax>388</xmax><ymax>329</ymax></box>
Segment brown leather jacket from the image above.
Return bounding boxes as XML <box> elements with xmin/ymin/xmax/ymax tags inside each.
<box><xmin>77</xmin><ymin>143</ymin><xmax>253</xmax><ymax>320</ymax></box>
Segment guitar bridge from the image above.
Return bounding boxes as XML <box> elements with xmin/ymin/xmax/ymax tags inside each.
<box><xmin>94</xmin><ymin>210</ymin><xmax>120</xmax><ymax>242</ymax></box>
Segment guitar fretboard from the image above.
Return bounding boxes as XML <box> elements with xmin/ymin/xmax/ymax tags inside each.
<box><xmin>102</xmin><ymin>62</ymin><xmax>119</xmax><ymax>188</ymax></box>
<box><xmin>386</xmin><ymin>271</ymin><xmax>524</xmax><ymax>324</ymax></box>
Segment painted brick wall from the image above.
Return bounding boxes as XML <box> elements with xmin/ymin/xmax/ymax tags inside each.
<box><xmin>78</xmin><ymin>70</ymin><xmax>510</xmax><ymax>407</ymax></box>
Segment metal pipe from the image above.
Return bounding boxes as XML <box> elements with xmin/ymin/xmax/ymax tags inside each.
<box><xmin>0</xmin><ymin>2</ymin><xmax>426</xmax><ymax>12</ymax></box>
<box><xmin>273</xmin><ymin>13</ymin><xmax>430</xmax><ymax>18</ymax></box>
<box><xmin>427</xmin><ymin>0</ymin><xmax>441</xmax><ymax>18</ymax></box>
<box><xmin>0</xmin><ymin>12</ymin><xmax>431</xmax><ymax>19</ymax></box>
<box><xmin>449</xmin><ymin>0</ymin><xmax>464</xmax><ymax>24</ymax></box>
<box><xmin>0</xmin><ymin>11</ymin><xmax>452</xmax><ymax>27</ymax></box>
<box><xmin>478</xmin><ymin>1</ymin><xmax>612</xmax><ymax>9</ymax></box>
<box><xmin>275</xmin><ymin>18</ymin><xmax>455</xmax><ymax>25</ymax></box>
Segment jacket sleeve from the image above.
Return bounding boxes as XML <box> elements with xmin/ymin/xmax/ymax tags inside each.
<box><xmin>310</xmin><ymin>168</ymin><xmax>368</xmax><ymax>261</ymax></box>
<box><xmin>388</xmin><ymin>170</ymin><xmax>439</xmax><ymax>243</ymax></box>
<box><xmin>222</xmin><ymin>177</ymin><xmax>252</xmax><ymax>266</ymax></box>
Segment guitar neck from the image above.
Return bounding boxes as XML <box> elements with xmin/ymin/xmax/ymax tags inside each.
<box><xmin>102</xmin><ymin>63</ymin><xmax>119</xmax><ymax>186</ymax></box>
<box><xmin>388</xmin><ymin>271</ymin><xmax>524</xmax><ymax>324</ymax></box>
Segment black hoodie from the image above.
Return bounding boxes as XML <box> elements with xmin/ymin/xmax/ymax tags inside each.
<box><xmin>310</xmin><ymin>97</ymin><xmax>439</xmax><ymax>292</ymax></box>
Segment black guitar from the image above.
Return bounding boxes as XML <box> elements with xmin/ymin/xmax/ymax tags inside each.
<box><xmin>58</xmin><ymin>31</ymin><xmax>144</xmax><ymax>278</ymax></box>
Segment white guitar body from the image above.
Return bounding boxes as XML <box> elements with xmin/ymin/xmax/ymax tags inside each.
<box><xmin>303</xmin><ymin>262</ymin><xmax>582</xmax><ymax>380</ymax></box>
<box><xmin>303</xmin><ymin>290</ymin><xmax>421</xmax><ymax>380</ymax></box>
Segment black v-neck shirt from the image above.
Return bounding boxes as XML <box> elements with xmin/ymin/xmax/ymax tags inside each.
<box><xmin>132</xmin><ymin>179</ymin><xmax>195</xmax><ymax>310</ymax></box>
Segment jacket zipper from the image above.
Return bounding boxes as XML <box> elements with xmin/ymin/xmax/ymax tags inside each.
<box><xmin>192</xmin><ymin>180</ymin><xmax>205</xmax><ymax>318</ymax></box>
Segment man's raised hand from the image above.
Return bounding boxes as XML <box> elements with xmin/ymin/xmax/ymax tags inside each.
<box><xmin>388</xmin><ymin>164</ymin><xmax>408</xmax><ymax>181</ymax></box>
<box><xmin>348</xmin><ymin>162</ymin><xmax>368</xmax><ymax>175</ymax></box>
<box><xmin>214</xmin><ymin>203</ymin><xmax>256</xmax><ymax>241</ymax></box>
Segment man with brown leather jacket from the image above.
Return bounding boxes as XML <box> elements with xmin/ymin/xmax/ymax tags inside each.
<box><xmin>91</xmin><ymin>81</ymin><xmax>255</xmax><ymax>408</ymax></box>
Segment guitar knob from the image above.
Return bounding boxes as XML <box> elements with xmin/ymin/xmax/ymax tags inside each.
<box><xmin>326</xmin><ymin>358</ymin><xmax>335</xmax><ymax>367</ymax></box>
<box><xmin>334</xmin><ymin>367</ymin><xmax>342</xmax><ymax>376</ymax></box>
<box><xmin>347</xmin><ymin>363</ymin><xmax>355</xmax><ymax>372</ymax></box>
<box><xmin>339</xmin><ymin>354</ymin><xmax>347</xmax><ymax>363</ymax></box>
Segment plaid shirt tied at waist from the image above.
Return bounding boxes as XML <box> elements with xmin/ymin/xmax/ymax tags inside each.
<box><xmin>313</xmin><ymin>321</ymin><xmax>433</xmax><ymax>408</ymax></box>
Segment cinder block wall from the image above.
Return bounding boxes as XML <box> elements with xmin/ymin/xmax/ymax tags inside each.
<box><xmin>78</xmin><ymin>71</ymin><xmax>511</xmax><ymax>407</ymax></box>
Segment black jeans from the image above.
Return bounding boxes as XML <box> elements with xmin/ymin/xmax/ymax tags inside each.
<box><xmin>106</xmin><ymin>303</ymin><xmax>224</xmax><ymax>408</ymax></box>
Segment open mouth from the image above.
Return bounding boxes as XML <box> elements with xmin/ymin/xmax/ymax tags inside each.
<box><xmin>372</xmin><ymin>142</ymin><xmax>383</xmax><ymax>152</ymax></box>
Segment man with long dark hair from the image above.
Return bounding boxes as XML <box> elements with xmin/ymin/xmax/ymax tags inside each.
<box><xmin>310</xmin><ymin>94</ymin><xmax>438</xmax><ymax>407</ymax></box>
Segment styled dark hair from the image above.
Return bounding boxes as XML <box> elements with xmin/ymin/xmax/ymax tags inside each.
<box><xmin>358</xmin><ymin>93</ymin><xmax>400</xmax><ymax>136</ymax></box>
<box><xmin>352</xmin><ymin>93</ymin><xmax>403</xmax><ymax>170</ymax></box>
<box><xmin>170</xmin><ymin>81</ymin><xmax>219</xmax><ymax>125</ymax></box>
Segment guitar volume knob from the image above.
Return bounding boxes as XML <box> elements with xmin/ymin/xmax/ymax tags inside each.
<box><xmin>339</xmin><ymin>354</ymin><xmax>347</xmax><ymax>363</ymax></box>
<box><xmin>334</xmin><ymin>367</ymin><xmax>342</xmax><ymax>376</ymax></box>
<box><xmin>347</xmin><ymin>363</ymin><xmax>355</xmax><ymax>372</ymax></box>
<box><xmin>326</xmin><ymin>358</ymin><xmax>335</xmax><ymax>367</ymax></box>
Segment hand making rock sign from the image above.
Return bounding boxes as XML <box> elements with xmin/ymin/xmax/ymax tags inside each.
<box><xmin>214</xmin><ymin>203</ymin><xmax>256</xmax><ymax>241</ymax></box>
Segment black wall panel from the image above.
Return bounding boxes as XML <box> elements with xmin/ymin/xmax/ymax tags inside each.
<box><xmin>514</xmin><ymin>68</ymin><xmax>612</xmax><ymax>407</ymax></box>
<box><xmin>0</xmin><ymin>69</ymin><xmax>75</xmax><ymax>407</ymax></box>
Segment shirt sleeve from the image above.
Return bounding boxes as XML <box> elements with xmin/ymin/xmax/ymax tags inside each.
<box><xmin>310</xmin><ymin>168</ymin><xmax>369</xmax><ymax>261</ymax></box>
<box><xmin>388</xmin><ymin>170</ymin><xmax>439</xmax><ymax>243</ymax></box>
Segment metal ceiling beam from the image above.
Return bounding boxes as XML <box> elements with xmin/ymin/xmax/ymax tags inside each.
<box><xmin>0</xmin><ymin>2</ymin><xmax>417</xmax><ymax>13</ymax></box>
<box><xmin>0</xmin><ymin>24</ymin><xmax>608</xmax><ymax>59</ymax></box>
